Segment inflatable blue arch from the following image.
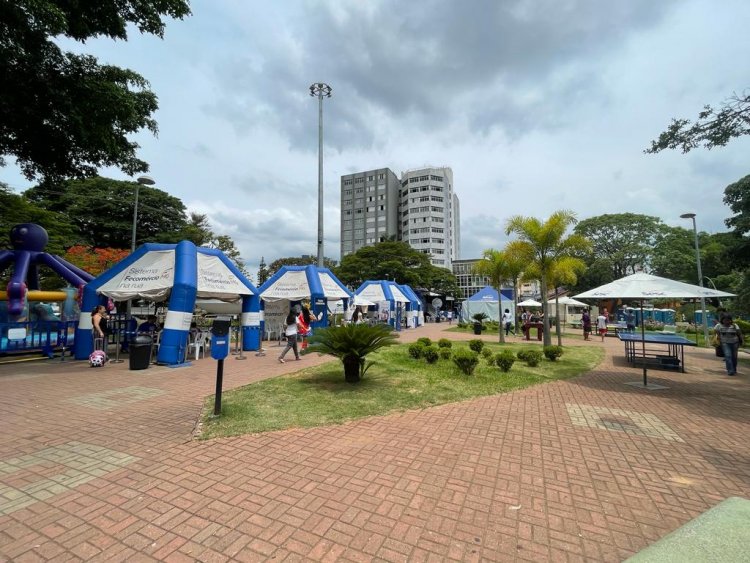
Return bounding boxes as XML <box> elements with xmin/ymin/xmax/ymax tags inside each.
<box><xmin>396</xmin><ymin>283</ymin><xmax>423</xmax><ymax>327</ymax></box>
<box><xmin>74</xmin><ymin>241</ymin><xmax>259</xmax><ymax>364</ymax></box>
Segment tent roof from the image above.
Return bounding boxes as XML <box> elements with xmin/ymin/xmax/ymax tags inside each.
<box><xmin>94</xmin><ymin>244</ymin><xmax>257</xmax><ymax>302</ymax></box>
<box><xmin>518</xmin><ymin>298</ymin><xmax>542</xmax><ymax>307</ymax></box>
<box><xmin>258</xmin><ymin>264</ymin><xmax>352</xmax><ymax>302</ymax></box>
<box><xmin>355</xmin><ymin>280</ymin><xmax>410</xmax><ymax>303</ymax></box>
<box><xmin>574</xmin><ymin>272</ymin><xmax>734</xmax><ymax>300</ymax></box>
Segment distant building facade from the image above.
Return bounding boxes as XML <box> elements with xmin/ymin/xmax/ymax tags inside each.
<box><xmin>340</xmin><ymin>166</ymin><xmax>461</xmax><ymax>269</ymax></box>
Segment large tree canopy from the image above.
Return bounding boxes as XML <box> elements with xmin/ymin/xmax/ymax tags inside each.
<box><xmin>335</xmin><ymin>241</ymin><xmax>461</xmax><ymax>297</ymax></box>
<box><xmin>24</xmin><ymin>177</ymin><xmax>188</xmax><ymax>248</ymax></box>
<box><xmin>645</xmin><ymin>91</ymin><xmax>750</xmax><ymax>154</ymax></box>
<box><xmin>0</xmin><ymin>0</ymin><xmax>191</xmax><ymax>180</ymax></box>
<box><xmin>573</xmin><ymin>213</ymin><xmax>661</xmax><ymax>280</ymax></box>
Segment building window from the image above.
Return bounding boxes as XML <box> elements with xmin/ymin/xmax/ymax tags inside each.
<box><xmin>378</xmin><ymin>173</ymin><xmax>385</xmax><ymax>180</ymax></box>
<box><xmin>367</xmin><ymin>175</ymin><xmax>373</xmax><ymax>181</ymax></box>
<box><xmin>430</xmin><ymin>175</ymin><xmax>443</xmax><ymax>181</ymax></box>
<box><xmin>344</xmin><ymin>189</ymin><xmax>352</xmax><ymax>195</ymax></box>
<box><xmin>343</xmin><ymin>179</ymin><xmax>353</xmax><ymax>186</ymax></box>
<box><xmin>431</xmin><ymin>196</ymin><xmax>443</xmax><ymax>202</ymax></box>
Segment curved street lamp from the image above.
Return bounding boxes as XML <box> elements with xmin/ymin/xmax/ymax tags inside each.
<box><xmin>309</xmin><ymin>83</ymin><xmax>332</xmax><ymax>268</ymax></box>
<box><xmin>680</xmin><ymin>212</ymin><xmax>710</xmax><ymax>346</ymax></box>
<box><xmin>132</xmin><ymin>175</ymin><xmax>156</xmax><ymax>253</ymax></box>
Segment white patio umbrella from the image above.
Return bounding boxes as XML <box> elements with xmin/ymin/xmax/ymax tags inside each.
<box><xmin>517</xmin><ymin>298</ymin><xmax>542</xmax><ymax>307</ymax></box>
<box><xmin>574</xmin><ymin>272</ymin><xmax>734</xmax><ymax>387</ymax></box>
<box><xmin>557</xmin><ymin>296</ymin><xmax>587</xmax><ymax>307</ymax></box>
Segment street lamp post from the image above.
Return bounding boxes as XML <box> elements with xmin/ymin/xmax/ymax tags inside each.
<box><xmin>680</xmin><ymin>213</ymin><xmax>710</xmax><ymax>346</ymax></box>
<box><xmin>127</xmin><ymin>175</ymin><xmax>155</xmax><ymax>321</ymax></box>
<box><xmin>309</xmin><ymin>82</ymin><xmax>332</xmax><ymax>268</ymax></box>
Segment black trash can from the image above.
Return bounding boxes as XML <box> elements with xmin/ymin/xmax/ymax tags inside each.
<box><xmin>129</xmin><ymin>334</ymin><xmax>152</xmax><ymax>370</ymax></box>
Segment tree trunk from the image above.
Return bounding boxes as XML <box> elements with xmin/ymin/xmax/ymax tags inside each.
<box><xmin>343</xmin><ymin>354</ymin><xmax>361</xmax><ymax>383</ymax></box>
<box><xmin>555</xmin><ymin>292</ymin><xmax>562</xmax><ymax>347</ymax></box>
<box><xmin>497</xmin><ymin>285</ymin><xmax>505</xmax><ymax>344</ymax></box>
<box><xmin>541</xmin><ymin>275</ymin><xmax>551</xmax><ymax>347</ymax></box>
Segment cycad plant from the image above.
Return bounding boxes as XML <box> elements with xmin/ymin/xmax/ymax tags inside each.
<box><xmin>307</xmin><ymin>323</ymin><xmax>399</xmax><ymax>383</ymax></box>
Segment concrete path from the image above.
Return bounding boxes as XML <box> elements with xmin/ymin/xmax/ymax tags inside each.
<box><xmin>0</xmin><ymin>325</ymin><xmax>748</xmax><ymax>562</ymax></box>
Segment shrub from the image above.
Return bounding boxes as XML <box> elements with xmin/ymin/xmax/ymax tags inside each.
<box><xmin>439</xmin><ymin>347</ymin><xmax>453</xmax><ymax>360</ymax></box>
<box><xmin>437</xmin><ymin>338</ymin><xmax>452</xmax><ymax>348</ymax></box>
<box><xmin>472</xmin><ymin>313</ymin><xmax>489</xmax><ymax>324</ymax></box>
<box><xmin>468</xmin><ymin>339</ymin><xmax>485</xmax><ymax>353</ymax></box>
<box><xmin>495</xmin><ymin>351</ymin><xmax>516</xmax><ymax>372</ymax></box>
<box><xmin>423</xmin><ymin>346</ymin><xmax>439</xmax><ymax>364</ymax></box>
<box><xmin>516</xmin><ymin>349</ymin><xmax>529</xmax><ymax>361</ymax></box>
<box><xmin>735</xmin><ymin>319</ymin><xmax>750</xmax><ymax>335</ymax></box>
<box><xmin>481</xmin><ymin>347</ymin><xmax>493</xmax><ymax>359</ymax></box>
<box><xmin>522</xmin><ymin>349</ymin><xmax>543</xmax><ymax>367</ymax></box>
<box><xmin>417</xmin><ymin>337</ymin><xmax>433</xmax><ymax>347</ymax></box>
<box><xmin>408</xmin><ymin>343</ymin><xmax>426</xmax><ymax>359</ymax></box>
<box><xmin>457</xmin><ymin>321</ymin><xmax>467</xmax><ymax>328</ymax></box>
<box><xmin>452</xmin><ymin>349</ymin><xmax>479</xmax><ymax>375</ymax></box>
<box><xmin>484</xmin><ymin>353</ymin><xmax>495</xmax><ymax>366</ymax></box>
<box><xmin>543</xmin><ymin>345</ymin><xmax>564</xmax><ymax>361</ymax></box>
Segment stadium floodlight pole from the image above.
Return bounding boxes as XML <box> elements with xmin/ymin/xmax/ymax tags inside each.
<box><xmin>309</xmin><ymin>82</ymin><xmax>332</xmax><ymax>268</ymax></box>
<box><xmin>680</xmin><ymin>213</ymin><xmax>710</xmax><ymax>346</ymax></box>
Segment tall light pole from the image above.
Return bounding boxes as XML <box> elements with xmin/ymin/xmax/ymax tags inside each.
<box><xmin>132</xmin><ymin>175</ymin><xmax>155</xmax><ymax>253</ymax></box>
<box><xmin>680</xmin><ymin>213</ymin><xmax>710</xmax><ymax>346</ymax></box>
<box><xmin>309</xmin><ymin>82</ymin><xmax>332</xmax><ymax>268</ymax></box>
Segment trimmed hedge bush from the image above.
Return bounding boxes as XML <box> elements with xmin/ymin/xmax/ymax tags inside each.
<box><xmin>522</xmin><ymin>349</ymin><xmax>543</xmax><ymax>367</ymax></box>
<box><xmin>481</xmin><ymin>347</ymin><xmax>493</xmax><ymax>359</ymax></box>
<box><xmin>452</xmin><ymin>349</ymin><xmax>479</xmax><ymax>375</ymax></box>
<box><xmin>468</xmin><ymin>339</ymin><xmax>485</xmax><ymax>353</ymax></box>
<box><xmin>417</xmin><ymin>337</ymin><xmax>433</xmax><ymax>347</ymax></box>
<box><xmin>437</xmin><ymin>338</ymin><xmax>452</xmax><ymax>348</ymax></box>
<box><xmin>439</xmin><ymin>347</ymin><xmax>453</xmax><ymax>360</ymax></box>
<box><xmin>543</xmin><ymin>345</ymin><xmax>564</xmax><ymax>361</ymax></box>
<box><xmin>423</xmin><ymin>346</ymin><xmax>439</xmax><ymax>364</ymax></box>
<box><xmin>495</xmin><ymin>350</ymin><xmax>516</xmax><ymax>372</ymax></box>
<box><xmin>408</xmin><ymin>343</ymin><xmax>426</xmax><ymax>359</ymax></box>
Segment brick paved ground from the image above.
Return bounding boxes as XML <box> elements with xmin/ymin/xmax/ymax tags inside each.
<box><xmin>0</xmin><ymin>324</ymin><xmax>748</xmax><ymax>562</ymax></box>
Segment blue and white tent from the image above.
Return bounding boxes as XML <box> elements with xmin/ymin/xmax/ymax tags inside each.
<box><xmin>459</xmin><ymin>286</ymin><xmax>515</xmax><ymax>323</ymax></box>
<box><xmin>355</xmin><ymin>280</ymin><xmax>412</xmax><ymax>330</ymax></box>
<box><xmin>74</xmin><ymin>241</ymin><xmax>260</xmax><ymax>364</ymax></box>
<box><xmin>257</xmin><ymin>265</ymin><xmax>351</xmax><ymax>335</ymax></box>
<box><xmin>396</xmin><ymin>283</ymin><xmax>423</xmax><ymax>327</ymax></box>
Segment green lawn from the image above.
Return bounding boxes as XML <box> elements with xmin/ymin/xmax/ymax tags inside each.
<box><xmin>200</xmin><ymin>342</ymin><xmax>605</xmax><ymax>439</ymax></box>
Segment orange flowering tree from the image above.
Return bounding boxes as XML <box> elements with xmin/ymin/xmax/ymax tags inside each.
<box><xmin>64</xmin><ymin>246</ymin><xmax>129</xmax><ymax>276</ymax></box>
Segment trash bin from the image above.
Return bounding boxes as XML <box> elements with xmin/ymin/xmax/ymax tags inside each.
<box><xmin>129</xmin><ymin>334</ymin><xmax>152</xmax><ymax>370</ymax></box>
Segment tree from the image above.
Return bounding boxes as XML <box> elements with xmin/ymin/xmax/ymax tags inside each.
<box><xmin>335</xmin><ymin>241</ymin><xmax>430</xmax><ymax>288</ymax></box>
<box><xmin>505</xmin><ymin>211</ymin><xmax>590</xmax><ymax>347</ymax></box>
<box><xmin>257</xmin><ymin>257</ymin><xmax>270</xmax><ymax>286</ymax></box>
<box><xmin>209</xmin><ymin>235</ymin><xmax>249</xmax><ymax>279</ymax></box>
<box><xmin>473</xmin><ymin>249</ymin><xmax>513</xmax><ymax>343</ymax></box>
<box><xmin>545</xmin><ymin>257</ymin><xmax>586</xmax><ymax>346</ymax></box>
<box><xmin>178</xmin><ymin>213</ymin><xmax>214</xmax><ymax>246</ymax></box>
<box><xmin>645</xmin><ymin>91</ymin><xmax>750</xmax><ymax>154</ymax></box>
<box><xmin>0</xmin><ymin>0</ymin><xmax>191</xmax><ymax>180</ymax></box>
<box><xmin>0</xmin><ymin>183</ymin><xmax>79</xmax><ymax>255</ymax></box>
<box><xmin>422</xmin><ymin>265</ymin><xmax>462</xmax><ymax>300</ymax></box>
<box><xmin>268</xmin><ymin>255</ymin><xmax>338</xmax><ymax>277</ymax></box>
<box><xmin>24</xmin><ymin>177</ymin><xmax>189</xmax><ymax>248</ymax></box>
<box><xmin>63</xmin><ymin>246</ymin><xmax>130</xmax><ymax>276</ymax></box>
<box><xmin>573</xmin><ymin>214</ymin><xmax>662</xmax><ymax>281</ymax></box>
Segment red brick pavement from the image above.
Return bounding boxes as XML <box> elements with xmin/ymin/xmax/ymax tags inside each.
<box><xmin>0</xmin><ymin>325</ymin><xmax>748</xmax><ymax>562</ymax></box>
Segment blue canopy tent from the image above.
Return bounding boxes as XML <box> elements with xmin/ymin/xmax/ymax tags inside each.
<box><xmin>257</xmin><ymin>265</ymin><xmax>351</xmax><ymax>338</ymax></box>
<box><xmin>459</xmin><ymin>286</ymin><xmax>514</xmax><ymax>323</ymax></box>
<box><xmin>355</xmin><ymin>280</ymin><xmax>411</xmax><ymax>330</ymax></box>
<box><xmin>396</xmin><ymin>283</ymin><xmax>423</xmax><ymax>327</ymax></box>
<box><xmin>75</xmin><ymin>241</ymin><xmax>260</xmax><ymax>364</ymax></box>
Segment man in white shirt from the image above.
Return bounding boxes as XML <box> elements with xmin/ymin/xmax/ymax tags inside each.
<box><xmin>502</xmin><ymin>308</ymin><xmax>514</xmax><ymax>336</ymax></box>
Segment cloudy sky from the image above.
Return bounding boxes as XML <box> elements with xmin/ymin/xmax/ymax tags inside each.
<box><xmin>4</xmin><ymin>0</ymin><xmax>750</xmax><ymax>276</ymax></box>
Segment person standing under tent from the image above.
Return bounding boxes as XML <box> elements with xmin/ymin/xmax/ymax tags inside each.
<box><xmin>714</xmin><ymin>313</ymin><xmax>743</xmax><ymax>376</ymax></box>
<box><xmin>297</xmin><ymin>303</ymin><xmax>316</xmax><ymax>351</ymax></box>
<box><xmin>596</xmin><ymin>310</ymin><xmax>608</xmax><ymax>341</ymax></box>
<box><xmin>92</xmin><ymin>305</ymin><xmax>109</xmax><ymax>350</ymax></box>
<box><xmin>279</xmin><ymin>309</ymin><xmax>302</xmax><ymax>363</ymax></box>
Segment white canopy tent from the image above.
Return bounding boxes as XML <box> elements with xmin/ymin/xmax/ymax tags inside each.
<box><xmin>517</xmin><ymin>298</ymin><xmax>542</xmax><ymax>308</ymax></box>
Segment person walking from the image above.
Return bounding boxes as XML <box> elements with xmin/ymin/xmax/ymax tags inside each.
<box><xmin>278</xmin><ymin>309</ymin><xmax>301</xmax><ymax>363</ymax></box>
<box><xmin>714</xmin><ymin>313</ymin><xmax>743</xmax><ymax>376</ymax></box>
<box><xmin>297</xmin><ymin>303</ymin><xmax>316</xmax><ymax>351</ymax></box>
<box><xmin>582</xmin><ymin>308</ymin><xmax>592</xmax><ymax>341</ymax></box>
<box><xmin>502</xmin><ymin>308</ymin><xmax>514</xmax><ymax>336</ymax></box>
<box><xmin>596</xmin><ymin>310</ymin><xmax>608</xmax><ymax>342</ymax></box>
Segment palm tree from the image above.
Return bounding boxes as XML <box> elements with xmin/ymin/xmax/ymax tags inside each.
<box><xmin>500</xmin><ymin>247</ymin><xmax>526</xmax><ymax>333</ymax></box>
<box><xmin>505</xmin><ymin>211</ymin><xmax>590</xmax><ymax>346</ymax></box>
<box><xmin>547</xmin><ymin>257</ymin><xmax>587</xmax><ymax>346</ymax></box>
<box><xmin>473</xmin><ymin>249</ymin><xmax>513</xmax><ymax>343</ymax></box>
<box><xmin>307</xmin><ymin>323</ymin><xmax>399</xmax><ymax>383</ymax></box>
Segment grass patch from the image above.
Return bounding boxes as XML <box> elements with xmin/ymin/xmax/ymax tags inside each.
<box><xmin>200</xmin><ymin>342</ymin><xmax>605</xmax><ymax>439</ymax></box>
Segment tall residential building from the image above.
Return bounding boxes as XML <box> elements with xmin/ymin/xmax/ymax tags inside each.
<box><xmin>399</xmin><ymin>166</ymin><xmax>460</xmax><ymax>268</ymax></box>
<box><xmin>340</xmin><ymin>168</ymin><xmax>401</xmax><ymax>257</ymax></box>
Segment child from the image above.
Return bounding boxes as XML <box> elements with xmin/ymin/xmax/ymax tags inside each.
<box><xmin>597</xmin><ymin>311</ymin><xmax>608</xmax><ymax>341</ymax></box>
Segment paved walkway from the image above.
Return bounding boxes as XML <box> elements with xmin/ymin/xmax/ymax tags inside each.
<box><xmin>0</xmin><ymin>325</ymin><xmax>748</xmax><ymax>562</ymax></box>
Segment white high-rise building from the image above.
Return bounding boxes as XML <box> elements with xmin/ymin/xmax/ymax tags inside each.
<box><xmin>399</xmin><ymin>166</ymin><xmax>460</xmax><ymax>268</ymax></box>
